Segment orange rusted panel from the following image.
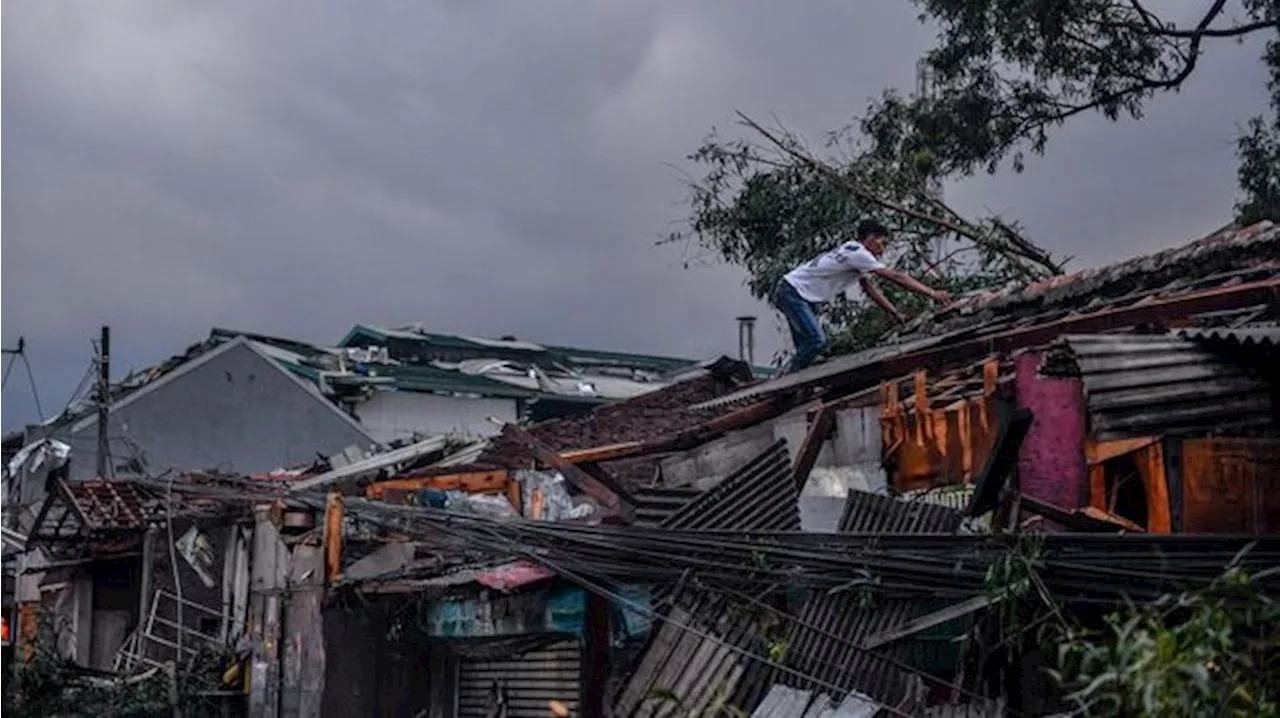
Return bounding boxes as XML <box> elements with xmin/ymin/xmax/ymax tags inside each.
<box><xmin>982</xmin><ymin>358</ymin><xmax>999</xmax><ymax>396</ymax></box>
<box><xmin>1085</xmin><ymin>441</ymin><xmax>1171</xmax><ymax>532</ymax></box>
<box><xmin>886</xmin><ymin>397</ymin><xmax>1000</xmax><ymax>492</ymax></box>
<box><xmin>365</xmin><ymin>470</ymin><xmax>509</xmax><ymax>500</ymax></box>
<box><xmin>880</xmin><ymin>364</ymin><xmax>1006</xmax><ymax>492</ymax></box>
<box><xmin>1180</xmin><ymin>438</ymin><xmax>1280</xmax><ymax>534</ymax></box>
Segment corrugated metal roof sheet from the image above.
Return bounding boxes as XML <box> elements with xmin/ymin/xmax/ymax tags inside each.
<box><xmin>750</xmin><ymin>685</ymin><xmax>879</xmax><ymax>717</ymax></box>
<box><xmin>341</xmin><ymin>324</ymin><xmax>701</xmax><ymax>376</ymax></box>
<box><xmin>458</xmin><ymin>640</ymin><xmax>582</xmax><ymax>718</ymax></box>
<box><xmin>632</xmin><ymin>487</ymin><xmax>702</xmax><ymax>527</ymax></box>
<box><xmin>287</xmin><ymin>435</ymin><xmax>450</xmax><ymax>492</ymax></box>
<box><xmin>837</xmin><ymin>491</ymin><xmax>967</xmax><ymax>533</ymax></box>
<box><xmin>1179</xmin><ymin>323</ymin><xmax>1280</xmax><ymax>348</ymax></box>
<box><xmin>1048</xmin><ymin>334</ymin><xmax>1275</xmax><ymax>440</ymax></box>
<box><xmin>613</xmin><ymin>442</ymin><xmax>801</xmax><ymax>717</ymax></box>
<box><xmin>659</xmin><ymin>440</ymin><xmax>798</xmax><ymax>531</ymax></box>
<box><xmin>692</xmin><ymin>334</ymin><xmax>957</xmax><ymax>410</ymax></box>
<box><xmin>778</xmin><ymin>491</ymin><xmax>963</xmax><ymax>710</ymax></box>
<box><xmin>613</xmin><ymin>588</ymin><xmax>771</xmax><ymax>718</ymax></box>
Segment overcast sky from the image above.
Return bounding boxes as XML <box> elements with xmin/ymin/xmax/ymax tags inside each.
<box><xmin>2</xmin><ymin>1</ymin><xmax>1272</xmax><ymax>430</ymax></box>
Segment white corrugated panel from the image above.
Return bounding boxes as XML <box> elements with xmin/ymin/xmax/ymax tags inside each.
<box><xmin>457</xmin><ymin>641</ymin><xmax>582</xmax><ymax>718</ymax></box>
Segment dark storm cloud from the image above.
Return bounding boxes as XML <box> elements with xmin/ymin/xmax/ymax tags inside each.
<box><xmin>1</xmin><ymin>0</ymin><xmax>1271</xmax><ymax>428</ymax></box>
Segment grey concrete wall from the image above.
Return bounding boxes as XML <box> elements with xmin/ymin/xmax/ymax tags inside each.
<box><xmin>59</xmin><ymin>341</ymin><xmax>374</xmax><ymax>479</ymax></box>
<box><xmin>659</xmin><ymin>404</ymin><xmax>886</xmax><ymax>491</ymax></box>
<box><xmin>658</xmin><ymin>404</ymin><xmax>887</xmax><ymax>533</ymax></box>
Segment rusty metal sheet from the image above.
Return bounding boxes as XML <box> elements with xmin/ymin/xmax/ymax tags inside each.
<box><xmin>613</xmin><ymin>442</ymin><xmax>801</xmax><ymax>717</ymax></box>
<box><xmin>1180</xmin><ymin>438</ymin><xmax>1280</xmax><ymax>534</ymax></box>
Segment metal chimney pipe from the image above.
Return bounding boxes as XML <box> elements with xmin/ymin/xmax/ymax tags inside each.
<box><xmin>736</xmin><ymin>316</ymin><xmax>757</xmax><ymax>368</ymax></box>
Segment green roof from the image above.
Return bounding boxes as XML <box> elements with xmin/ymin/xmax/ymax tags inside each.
<box><xmin>544</xmin><ymin>345</ymin><xmax>697</xmax><ymax>374</ymax></box>
<box><xmin>339</xmin><ymin>325</ymin><xmax>487</xmax><ymax>352</ymax></box>
<box><xmin>339</xmin><ymin>324</ymin><xmax>699</xmax><ymax>375</ymax></box>
<box><xmin>376</xmin><ymin>364</ymin><xmax>539</xmax><ymax>399</ymax></box>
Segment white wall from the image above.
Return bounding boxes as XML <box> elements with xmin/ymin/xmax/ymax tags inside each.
<box><xmin>353</xmin><ymin>392</ymin><xmax>518</xmax><ymax>444</ymax></box>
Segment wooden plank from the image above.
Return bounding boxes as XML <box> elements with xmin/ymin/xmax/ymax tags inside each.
<box><xmin>323</xmin><ymin>491</ymin><xmax>343</xmax><ymax>585</ymax></box>
<box><xmin>501</xmin><ymin>425</ymin><xmax>624</xmax><ymax>513</ymax></box>
<box><xmin>364</xmin><ymin>471</ymin><xmax>509</xmax><ymax>500</ymax></box>
<box><xmin>1140</xmin><ymin>441</ymin><xmax>1173</xmax><ymax>534</ymax></box>
<box><xmin>281</xmin><ymin>543</ymin><xmax>325</xmax><ymax>718</ymax></box>
<box><xmin>1019</xmin><ymin>495</ymin><xmax>1145</xmax><ymax>533</ymax></box>
<box><xmin>793</xmin><ymin>404</ymin><xmax>837</xmax><ymax>491</ymax></box>
<box><xmin>248</xmin><ymin>506</ymin><xmax>288</xmax><ymax>718</ymax></box>
<box><xmin>558</xmin><ymin>442</ymin><xmax>645</xmax><ymax>464</ymax></box>
<box><xmin>1086</xmin><ymin>436</ymin><xmax>1159</xmax><ymax>466</ymax></box>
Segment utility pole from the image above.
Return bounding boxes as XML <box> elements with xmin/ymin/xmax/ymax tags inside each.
<box><xmin>96</xmin><ymin>326</ymin><xmax>111</xmax><ymax>479</ymax></box>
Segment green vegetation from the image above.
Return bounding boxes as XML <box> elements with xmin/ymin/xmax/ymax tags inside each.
<box><xmin>671</xmin><ymin>1</ymin><xmax>1279</xmax><ymax>361</ymax></box>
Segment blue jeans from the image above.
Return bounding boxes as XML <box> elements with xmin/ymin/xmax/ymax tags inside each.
<box><xmin>772</xmin><ymin>279</ymin><xmax>825</xmax><ymax>373</ymax></box>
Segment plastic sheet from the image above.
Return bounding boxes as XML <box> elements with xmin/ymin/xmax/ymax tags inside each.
<box><xmin>516</xmin><ymin>470</ymin><xmax>595</xmax><ymax>521</ymax></box>
<box><xmin>443</xmin><ymin>490</ymin><xmax>518</xmax><ymax>519</ymax></box>
<box><xmin>6</xmin><ymin>438</ymin><xmax>70</xmax><ymax>477</ymax></box>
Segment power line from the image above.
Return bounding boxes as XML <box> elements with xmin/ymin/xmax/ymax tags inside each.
<box><xmin>2</xmin><ymin>354</ymin><xmax>16</xmax><ymax>389</ymax></box>
<box><xmin>1</xmin><ymin>338</ymin><xmax>46</xmax><ymax>423</ymax></box>
<box><xmin>20</xmin><ymin>353</ymin><xmax>45</xmax><ymax>423</ymax></box>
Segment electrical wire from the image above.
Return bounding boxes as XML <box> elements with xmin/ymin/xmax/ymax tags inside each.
<box><xmin>20</xmin><ymin>353</ymin><xmax>45</xmax><ymax>422</ymax></box>
<box><xmin>59</xmin><ymin>361</ymin><xmax>98</xmax><ymax>418</ymax></box>
<box><xmin>461</xmin><ymin>518</ymin><xmax>921</xmax><ymax>718</ymax></box>
<box><xmin>2</xmin><ymin>348</ymin><xmax>48</xmax><ymax>422</ymax></box>
<box><xmin>465</xmin><ymin>509</ymin><xmax>1013</xmax><ymax>711</ymax></box>
<box><xmin>386</xmin><ymin>508</ymin><xmax>982</xmax><ymax>715</ymax></box>
<box><xmin>2</xmin><ymin>354</ymin><xmax>17</xmax><ymax>389</ymax></box>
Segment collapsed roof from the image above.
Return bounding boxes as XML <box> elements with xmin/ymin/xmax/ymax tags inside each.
<box><xmin>700</xmin><ymin>221</ymin><xmax>1280</xmax><ymax>410</ymax></box>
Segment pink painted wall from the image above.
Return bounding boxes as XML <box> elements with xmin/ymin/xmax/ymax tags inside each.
<box><xmin>1015</xmin><ymin>352</ymin><xmax>1088</xmax><ymax>510</ymax></box>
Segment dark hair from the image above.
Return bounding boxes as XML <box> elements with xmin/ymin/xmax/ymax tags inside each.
<box><xmin>855</xmin><ymin>219</ymin><xmax>889</xmax><ymax>243</ymax></box>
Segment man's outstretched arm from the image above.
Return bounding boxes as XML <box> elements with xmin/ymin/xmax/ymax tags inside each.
<box><xmin>872</xmin><ymin>266</ymin><xmax>952</xmax><ymax>305</ymax></box>
<box><xmin>859</xmin><ymin>276</ymin><xmax>906</xmax><ymax>324</ymax></box>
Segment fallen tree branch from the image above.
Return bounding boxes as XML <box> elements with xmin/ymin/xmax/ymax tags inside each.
<box><xmin>734</xmin><ymin>111</ymin><xmax>1064</xmax><ymax>276</ymax></box>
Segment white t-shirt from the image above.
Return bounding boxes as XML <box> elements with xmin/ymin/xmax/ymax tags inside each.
<box><xmin>783</xmin><ymin>241</ymin><xmax>886</xmax><ymax>303</ymax></box>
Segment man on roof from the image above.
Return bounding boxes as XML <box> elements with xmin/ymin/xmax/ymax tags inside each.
<box><xmin>772</xmin><ymin>219</ymin><xmax>952</xmax><ymax>374</ymax></box>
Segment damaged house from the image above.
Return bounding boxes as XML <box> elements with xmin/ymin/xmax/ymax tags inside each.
<box><xmin>6</xmin><ymin>221</ymin><xmax>1279</xmax><ymax>718</ymax></box>
<box><xmin>698</xmin><ymin>219</ymin><xmax>1280</xmax><ymax>534</ymax></box>
<box><xmin>9</xmin><ymin>336</ymin><xmax>378</xmax><ymax>483</ymax></box>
